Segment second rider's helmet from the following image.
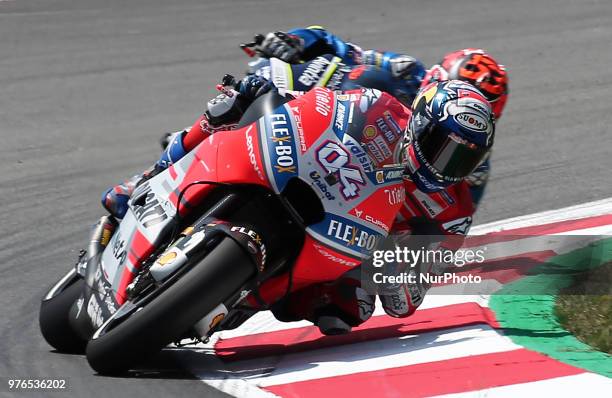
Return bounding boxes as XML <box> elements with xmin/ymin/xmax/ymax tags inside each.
<box><xmin>422</xmin><ymin>48</ymin><xmax>508</xmax><ymax>120</ymax></box>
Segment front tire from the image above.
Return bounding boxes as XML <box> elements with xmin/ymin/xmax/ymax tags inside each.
<box><xmin>39</xmin><ymin>277</ymin><xmax>87</xmax><ymax>354</ymax></box>
<box><xmin>85</xmin><ymin>237</ymin><xmax>255</xmax><ymax>375</ymax></box>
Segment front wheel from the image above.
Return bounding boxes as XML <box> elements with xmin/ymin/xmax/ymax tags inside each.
<box><xmin>85</xmin><ymin>237</ymin><xmax>255</xmax><ymax>375</ymax></box>
<box><xmin>39</xmin><ymin>272</ymin><xmax>87</xmax><ymax>354</ymax></box>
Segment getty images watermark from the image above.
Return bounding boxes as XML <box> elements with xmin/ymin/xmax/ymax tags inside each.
<box><xmin>370</xmin><ymin>246</ymin><xmax>488</xmax><ymax>285</ymax></box>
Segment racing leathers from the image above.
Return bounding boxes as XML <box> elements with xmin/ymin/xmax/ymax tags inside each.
<box><xmin>253</xmin><ymin>26</ymin><xmax>425</xmax><ymax>90</ymax></box>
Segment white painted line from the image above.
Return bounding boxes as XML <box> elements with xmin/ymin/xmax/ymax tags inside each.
<box><xmin>186</xmin><ymin>326</ymin><xmax>519</xmax><ymax>390</ymax></box>
<box><xmin>431</xmin><ymin>372</ymin><xmax>612</xmax><ymax>398</ymax></box>
<box><xmin>247</xmin><ymin>326</ymin><xmax>519</xmax><ymax>387</ymax></box>
<box><xmin>470</xmin><ymin>197</ymin><xmax>612</xmax><ymax>235</ymax></box>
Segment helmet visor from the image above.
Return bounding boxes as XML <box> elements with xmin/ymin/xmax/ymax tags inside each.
<box><xmin>415</xmin><ymin>124</ymin><xmax>488</xmax><ymax>180</ymax></box>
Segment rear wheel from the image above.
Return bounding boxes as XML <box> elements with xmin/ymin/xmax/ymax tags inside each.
<box><xmin>85</xmin><ymin>237</ymin><xmax>255</xmax><ymax>375</ymax></box>
<box><xmin>39</xmin><ymin>275</ymin><xmax>87</xmax><ymax>354</ymax></box>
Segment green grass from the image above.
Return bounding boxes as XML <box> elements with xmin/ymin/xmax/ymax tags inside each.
<box><xmin>555</xmin><ymin>262</ymin><xmax>612</xmax><ymax>354</ymax></box>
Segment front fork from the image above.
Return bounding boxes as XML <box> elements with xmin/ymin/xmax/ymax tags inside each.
<box><xmin>131</xmin><ymin>193</ymin><xmax>267</xmax><ymax>340</ymax></box>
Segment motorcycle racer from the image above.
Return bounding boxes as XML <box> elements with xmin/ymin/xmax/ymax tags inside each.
<box><xmin>102</xmin><ymin>75</ymin><xmax>495</xmax><ymax>335</ymax></box>
<box><xmin>251</xmin><ymin>26</ymin><xmax>426</xmax><ymax>100</ymax></box>
<box><xmin>422</xmin><ymin>48</ymin><xmax>509</xmax><ymax>205</ymax></box>
<box><xmin>272</xmin><ymin>80</ymin><xmax>495</xmax><ymax>334</ymax></box>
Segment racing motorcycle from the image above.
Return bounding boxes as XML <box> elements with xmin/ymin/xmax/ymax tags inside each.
<box><xmin>39</xmin><ymin>86</ymin><xmax>405</xmax><ymax>375</ymax></box>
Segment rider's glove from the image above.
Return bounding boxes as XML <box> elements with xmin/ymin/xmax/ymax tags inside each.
<box><xmin>378</xmin><ymin>270</ymin><xmax>430</xmax><ymax>318</ymax></box>
<box><xmin>205</xmin><ymin>74</ymin><xmax>273</xmax><ymax>127</ymax></box>
<box><xmin>389</xmin><ymin>55</ymin><xmax>424</xmax><ymax>81</ymax></box>
<box><xmin>236</xmin><ymin>74</ymin><xmax>274</xmax><ymax>101</ymax></box>
<box><xmin>256</xmin><ymin>31</ymin><xmax>304</xmax><ymax>63</ymax></box>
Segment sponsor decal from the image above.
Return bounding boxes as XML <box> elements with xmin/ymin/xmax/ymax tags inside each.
<box><xmin>314</xmin><ymin>87</ymin><xmax>332</xmax><ymax>116</ymax></box>
<box><xmin>416</xmin><ymin>171</ymin><xmax>442</xmax><ymax>192</ymax></box>
<box><xmin>195</xmin><ymin>303</ymin><xmax>228</xmax><ymax>336</ymax></box>
<box><xmin>245</xmin><ymin>126</ymin><xmax>265</xmax><ymax>181</ymax></box>
<box><xmin>316</xmin><ymin>141</ymin><xmax>365</xmax><ymax>200</ymax></box>
<box><xmin>385</xmin><ymin>169</ymin><xmax>404</xmax><ymax>180</ymax></box>
<box><xmin>411</xmin><ymin>189</ymin><xmax>447</xmax><ymax>217</ymax></box>
<box><xmin>310</xmin><ymin>170</ymin><xmax>336</xmax><ymax>200</ymax></box>
<box><xmin>373</xmin><ymin>135</ymin><xmax>392</xmax><ymax>159</ymax></box>
<box><xmin>265</xmin><ymin>110</ymin><xmax>298</xmax><ymax>192</ymax></box>
<box><xmin>363</xmin><ymin>125</ymin><xmax>377</xmax><ymax>139</ymax></box>
<box><xmin>87</xmin><ymin>295</ymin><xmax>104</xmax><ymax>328</ymax></box>
<box><xmin>352</xmin><ymin>208</ymin><xmax>390</xmax><ymax>232</ymax></box>
<box><xmin>376</xmin><ymin>116</ymin><xmax>397</xmax><ymax>143</ymax></box>
<box><xmin>157</xmin><ymin>251</ymin><xmax>177</xmax><ymax>266</ymax></box>
<box><xmin>209</xmin><ymin>313</ymin><xmax>225</xmax><ymax>330</ymax></box>
<box><xmin>367</xmin><ymin>142</ymin><xmax>385</xmax><ymax>163</ymax></box>
<box><xmin>376</xmin><ymin>171</ymin><xmax>385</xmax><ymax>183</ymax></box>
<box><xmin>133</xmin><ymin>183</ymin><xmax>168</xmax><ymax>228</ymax></box>
<box><xmin>270</xmin><ymin>59</ymin><xmax>289</xmax><ymax>89</ymax></box>
<box><xmin>111</xmin><ymin>232</ymin><xmax>127</xmax><ymax>265</ymax></box>
<box><xmin>442</xmin><ymin>217</ymin><xmax>472</xmax><ymax>235</ymax></box>
<box><xmin>385</xmin><ymin>186</ymin><xmax>406</xmax><ymax>205</ymax></box>
<box><xmin>230</xmin><ymin>226</ymin><xmax>267</xmax><ymax>266</ymax></box>
<box><xmin>343</xmin><ymin>135</ymin><xmax>374</xmax><ymax>173</ymax></box>
<box><xmin>101</xmin><ymin>227</ymin><xmax>112</xmax><ymax>247</ymax></box>
<box><xmin>440</xmin><ymin>189</ymin><xmax>455</xmax><ymax>205</ymax></box>
<box><xmin>327</xmin><ymin>70</ymin><xmax>345</xmax><ymax>90</ymax></box>
<box><xmin>327</xmin><ymin>219</ymin><xmax>380</xmax><ymax>251</ymax></box>
<box><xmin>334</xmin><ymin>102</ymin><xmax>346</xmax><ymax>131</ymax></box>
<box><xmin>269</xmin><ymin>113</ymin><xmax>295</xmax><ymax>173</ymax></box>
<box><xmin>290</xmin><ymin>106</ymin><xmax>307</xmax><ymax>153</ymax></box>
<box><xmin>313</xmin><ymin>243</ymin><xmax>359</xmax><ymax>267</ymax></box>
<box><xmin>298</xmin><ymin>57</ymin><xmax>330</xmax><ymax>87</ymax></box>
<box><xmin>454</xmin><ymin>112</ymin><xmax>488</xmax><ymax>132</ymax></box>
<box><xmin>383</xmin><ymin>110</ymin><xmax>403</xmax><ymax>135</ymax></box>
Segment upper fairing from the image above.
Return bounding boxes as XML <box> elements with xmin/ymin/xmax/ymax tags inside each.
<box><xmin>256</xmin><ymin>87</ymin><xmax>406</xmax><ymax>258</ymax></box>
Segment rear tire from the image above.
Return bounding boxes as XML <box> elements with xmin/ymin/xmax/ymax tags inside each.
<box><xmin>39</xmin><ymin>278</ymin><xmax>87</xmax><ymax>354</ymax></box>
<box><xmin>85</xmin><ymin>237</ymin><xmax>255</xmax><ymax>375</ymax></box>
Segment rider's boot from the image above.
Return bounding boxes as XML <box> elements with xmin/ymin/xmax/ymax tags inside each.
<box><xmin>101</xmin><ymin>131</ymin><xmax>188</xmax><ymax>219</ymax></box>
<box><xmin>316</xmin><ymin>315</ymin><xmax>353</xmax><ymax>336</ymax></box>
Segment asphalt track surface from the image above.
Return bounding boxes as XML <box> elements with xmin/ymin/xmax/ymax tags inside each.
<box><xmin>1</xmin><ymin>0</ymin><xmax>611</xmax><ymax>396</ymax></box>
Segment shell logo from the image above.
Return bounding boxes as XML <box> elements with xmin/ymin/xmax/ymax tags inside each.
<box><xmin>209</xmin><ymin>313</ymin><xmax>225</xmax><ymax>330</ymax></box>
<box><xmin>157</xmin><ymin>251</ymin><xmax>177</xmax><ymax>266</ymax></box>
<box><xmin>364</xmin><ymin>125</ymin><xmax>377</xmax><ymax>139</ymax></box>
